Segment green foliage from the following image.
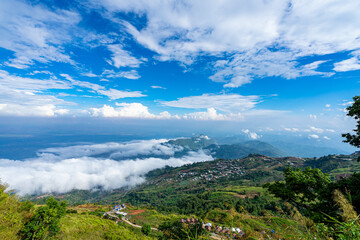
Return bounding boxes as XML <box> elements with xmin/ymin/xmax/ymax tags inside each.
<box><xmin>264</xmin><ymin>167</ymin><xmax>332</xmax><ymax>215</ymax></box>
<box><xmin>342</xmin><ymin>96</ymin><xmax>360</xmax><ymax>151</ymax></box>
<box><xmin>158</xmin><ymin>218</ymin><xmax>208</xmax><ymax>240</ymax></box>
<box><xmin>20</xmin><ymin>197</ymin><xmax>67</xmax><ymax>239</ymax></box>
<box><xmin>314</xmin><ymin>216</ymin><xmax>360</xmax><ymax>240</ymax></box>
<box><xmin>0</xmin><ymin>182</ymin><xmax>28</xmax><ymax>240</ymax></box>
<box><xmin>141</xmin><ymin>223</ymin><xmax>151</xmax><ymax>235</ymax></box>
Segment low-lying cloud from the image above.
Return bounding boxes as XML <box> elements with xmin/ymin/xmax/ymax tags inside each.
<box><xmin>0</xmin><ymin>139</ymin><xmax>213</xmax><ymax>196</ymax></box>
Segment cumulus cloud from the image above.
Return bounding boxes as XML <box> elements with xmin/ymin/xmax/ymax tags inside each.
<box><xmin>308</xmin><ymin>134</ymin><xmax>319</xmax><ymax>139</ymax></box>
<box><xmin>91</xmin><ymin>103</ymin><xmax>173</xmax><ymax>119</ymax></box>
<box><xmin>184</xmin><ymin>108</ymin><xmax>242</xmax><ymax>121</ymax></box>
<box><xmin>243</xmin><ymin>129</ymin><xmax>261</xmax><ymax>140</ymax></box>
<box><xmin>0</xmin><ymin>139</ymin><xmax>212</xmax><ymax>195</ymax></box>
<box><xmin>309</xmin><ymin>126</ymin><xmax>324</xmax><ymax>133</ymax></box>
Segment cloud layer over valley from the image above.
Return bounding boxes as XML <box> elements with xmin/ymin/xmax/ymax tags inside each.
<box><xmin>0</xmin><ymin>139</ymin><xmax>213</xmax><ymax>196</ymax></box>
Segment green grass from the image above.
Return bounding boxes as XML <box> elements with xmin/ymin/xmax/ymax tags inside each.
<box><xmin>58</xmin><ymin>213</ymin><xmax>157</xmax><ymax>240</ymax></box>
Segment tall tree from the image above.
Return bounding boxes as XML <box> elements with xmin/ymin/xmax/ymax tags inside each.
<box><xmin>342</xmin><ymin>96</ymin><xmax>360</xmax><ymax>151</ymax></box>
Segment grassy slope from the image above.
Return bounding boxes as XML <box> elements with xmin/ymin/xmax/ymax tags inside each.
<box><xmin>58</xmin><ymin>213</ymin><xmax>157</xmax><ymax>240</ymax></box>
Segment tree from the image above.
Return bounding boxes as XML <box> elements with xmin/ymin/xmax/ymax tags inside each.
<box><xmin>20</xmin><ymin>197</ymin><xmax>67</xmax><ymax>239</ymax></box>
<box><xmin>158</xmin><ymin>218</ymin><xmax>208</xmax><ymax>240</ymax></box>
<box><xmin>141</xmin><ymin>224</ymin><xmax>151</xmax><ymax>236</ymax></box>
<box><xmin>342</xmin><ymin>96</ymin><xmax>360</xmax><ymax>154</ymax></box>
<box><xmin>0</xmin><ymin>182</ymin><xmax>26</xmax><ymax>239</ymax></box>
<box><xmin>264</xmin><ymin>167</ymin><xmax>334</xmax><ymax>221</ymax></box>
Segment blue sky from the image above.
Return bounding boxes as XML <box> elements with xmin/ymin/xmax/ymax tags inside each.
<box><xmin>1</xmin><ymin>0</ymin><xmax>360</xmax><ymax>146</ymax></box>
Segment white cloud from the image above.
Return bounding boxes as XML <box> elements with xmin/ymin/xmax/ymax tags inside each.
<box><xmin>60</xmin><ymin>73</ymin><xmax>145</xmax><ymax>100</ymax></box>
<box><xmin>334</xmin><ymin>57</ymin><xmax>360</xmax><ymax>72</ymax></box>
<box><xmin>284</xmin><ymin>127</ymin><xmax>299</xmax><ymax>132</ymax></box>
<box><xmin>183</xmin><ymin>108</ymin><xmax>242</xmax><ymax>121</ymax></box>
<box><xmin>0</xmin><ymin>0</ymin><xmax>80</xmax><ymax>68</ymax></box>
<box><xmin>98</xmin><ymin>89</ymin><xmax>145</xmax><ymax>100</ymax></box>
<box><xmin>0</xmin><ymin>70</ymin><xmax>72</xmax><ymax>116</ymax></box>
<box><xmin>2</xmin><ymin>70</ymin><xmax>70</xmax><ymax>91</ymax></box>
<box><xmin>151</xmin><ymin>86</ymin><xmax>166</xmax><ymax>89</ymax></box>
<box><xmin>0</xmin><ymin>139</ymin><xmax>213</xmax><ymax>195</ymax></box>
<box><xmin>94</xmin><ymin>0</ymin><xmax>360</xmax><ymax>87</ymax></box>
<box><xmin>210</xmin><ymin>51</ymin><xmax>329</xmax><ymax>88</ymax></box>
<box><xmin>340</xmin><ymin>101</ymin><xmax>354</xmax><ymax>106</ymax></box>
<box><xmin>82</xmin><ymin>72</ymin><xmax>98</xmax><ymax>77</ymax></box>
<box><xmin>243</xmin><ymin>129</ymin><xmax>261</xmax><ymax>140</ymax></box>
<box><xmin>308</xmin><ymin>134</ymin><xmax>319</xmax><ymax>139</ymax></box>
<box><xmin>325</xmin><ymin>104</ymin><xmax>331</xmax><ymax>108</ymax></box>
<box><xmin>107</xmin><ymin>44</ymin><xmax>143</xmax><ymax>68</ymax></box>
<box><xmin>38</xmin><ymin>139</ymin><xmax>179</xmax><ymax>159</ymax></box>
<box><xmin>309</xmin><ymin>126</ymin><xmax>324</xmax><ymax>133</ymax></box>
<box><xmin>160</xmin><ymin>93</ymin><xmax>259</xmax><ymax>112</ymax></box>
<box><xmin>102</xmin><ymin>69</ymin><xmax>140</xmax><ymax>80</ymax></box>
<box><xmin>324</xmin><ymin>136</ymin><xmax>331</xmax><ymax>140</ymax></box>
<box><xmin>91</xmin><ymin>103</ymin><xmax>173</xmax><ymax>119</ymax></box>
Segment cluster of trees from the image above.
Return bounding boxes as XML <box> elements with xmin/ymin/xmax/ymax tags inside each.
<box><xmin>0</xmin><ymin>183</ymin><xmax>67</xmax><ymax>240</ymax></box>
<box><xmin>158</xmin><ymin>218</ymin><xmax>208</xmax><ymax>240</ymax></box>
<box><xmin>264</xmin><ymin>96</ymin><xmax>360</xmax><ymax>238</ymax></box>
<box><xmin>20</xmin><ymin>197</ymin><xmax>67</xmax><ymax>239</ymax></box>
<box><xmin>264</xmin><ymin>168</ymin><xmax>360</xmax><ymax>221</ymax></box>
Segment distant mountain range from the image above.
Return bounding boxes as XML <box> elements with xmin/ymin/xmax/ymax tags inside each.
<box><xmin>166</xmin><ymin>135</ymin><xmax>349</xmax><ymax>159</ymax></box>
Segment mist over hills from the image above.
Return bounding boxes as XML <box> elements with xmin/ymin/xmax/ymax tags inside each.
<box><xmin>0</xmin><ymin>134</ymin><xmax>351</xmax><ymax>196</ymax></box>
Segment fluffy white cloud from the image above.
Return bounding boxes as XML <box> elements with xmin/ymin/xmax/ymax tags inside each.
<box><xmin>309</xmin><ymin>134</ymin><xmax>320</xmax><ymax>139</ymax></box>
<box><xmin>184</xmin><ymin>108</ymin><xmax>242</xmax><ymax>121</ymax></box>
<box><xmin>0</xmin><ymin>139</ymin><xmax>213</xmax><ymax>195</ymax></box>
<box><xmin>309</xmin><ymin>126</ymin><xmax>325</xmax><ymax>133</ymax></box>
<box><xmin>107</xmin><ymin>44</ymin><xmax>143</xmax><ymax>68</ymax></box>
<box><xmin>91</xmin><ymin>103</ymin><xmax>173</xmax><ymax>119</ymax></box>
<box><xmin>160</xmin><ymin>94</ymin><xmax>259</xmax><ymax>112</ymax></box>
<box><xmin>242</xmin><ymin>129</ymin><xmax>260</xmax><ymax>140</ymax></box>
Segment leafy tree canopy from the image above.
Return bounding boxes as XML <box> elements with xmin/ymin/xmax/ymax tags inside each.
<box><xmin>342</xmin><ymin>96</ymin><xmax>360</xmax><ymax>150</ymax></box>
